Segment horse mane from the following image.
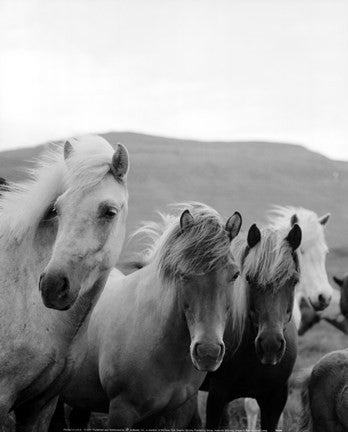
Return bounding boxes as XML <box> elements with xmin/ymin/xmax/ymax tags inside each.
<box><xmin>268</xmin><ymin>206</ymin><xmax>328</xmax><ymax>253</ymax></box>
<box><xmin>132</xmin><ymin>202</ymin><xmax>232</xmax><ymax>284</ymax></box>
<box><xmin>0</xmin><ymin>135</ymin><xmax>115</xmax><ymax>243</ymax></box>
<box><xmin>241</xmin><ymin>226</ymin><xmax>299</xmax><ymax>289</ymax></box>
<box><xmin>229</xmin><ymin>224</ymin><xmax>300</xmax><ymax>347</ymax></box>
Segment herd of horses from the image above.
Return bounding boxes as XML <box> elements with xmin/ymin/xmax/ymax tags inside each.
<box><xmin>0</xmin><ymin>134</ymin><xmax>347</xmax><ymax>432</ymax></box>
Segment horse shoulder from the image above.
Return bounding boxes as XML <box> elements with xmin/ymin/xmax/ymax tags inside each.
<box><xmin>91</xmin><ymin>271</ymin><xmax>151</xmax><ymax>394</ymax></box>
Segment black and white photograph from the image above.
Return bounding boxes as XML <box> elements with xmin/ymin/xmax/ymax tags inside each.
<box><xmin>0</xmin><ymin>1</ymin><xmax>347</xmax><ymax>431</ymax></box>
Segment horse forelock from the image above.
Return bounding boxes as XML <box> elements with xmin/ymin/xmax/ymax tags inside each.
<box><xmin>64</xmin><ymin>135</ymin><xmax>122</xmax><ymax>193</ymax></box>
<box><xmin>132</xmin><ymin>202</ymin><xmax>232</xmax><ymax>284</ymax></box>
<box><xmin>0</xmin><ymin>135</ymin><xmax>116</xmax><ymax>243</ymax></box>
<box><xmin>243</xmin><ymin>228</ymin><xmax>300</xmax><ymax>291</ymax></box>
<box><xmin>229</xmin><ymin>226</ymin><xmax>300</xmax><ymax>350</ymax></box>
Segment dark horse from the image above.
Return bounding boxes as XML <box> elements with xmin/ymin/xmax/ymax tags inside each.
<box><xmin>201</xmin><ymin>222</ymin><xmax>302</xmax><ymax>432</ymax></box>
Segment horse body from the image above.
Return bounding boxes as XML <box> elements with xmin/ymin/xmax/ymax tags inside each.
<box><xmin>300</xmin><ymin>349</ymin><xmax>348</xmax><ymax>432</ymax></box>
<box><xmin>0</xmin><ymin>136</ymin><xmax>129</xmax><ymax>430</ymax></box>
<box><xmin>63</xmin><ymin>265</ymin><xmax>205</xmax><ymax>418</ymax></box>
<box><xmin>55</xmin><ymin>203</ymin><xmax>242</xmax><ymax>428</ymax></box>
<box><xmin>0</xmin><ymin>226</ymin><xmax>65</xmax><ymax>407</ymax></box>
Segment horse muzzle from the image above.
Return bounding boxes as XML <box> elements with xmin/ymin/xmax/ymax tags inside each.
<box><xmin>309</xmin><ymin>293</ymin><xmax>331</xmax><ymax>311</ymax></box>
<box><xmin>191</xmin><ymin>341</ymin><xmax>225</xmax><ymax>372</ymax></box>
<box><xmin>39</xmin><ymin>270</ymin><xmax>74</xmax><ymax>311</ymax></box>
<box><xmin>255</xmin><ymin>333</ymin><xmax>286</xmax><ymax>366</ymax></box>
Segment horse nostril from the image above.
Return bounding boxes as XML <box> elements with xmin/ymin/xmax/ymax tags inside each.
<box><xmin>39</xmin><ymin>273</ymin><xmax>45</xmax><ymax>291</ymax></box>
<box><xmin>218</xmin><ymin>343</ymin><xmax>225</xmax><ymax>359</ymax></box>
<box><xmin>318</xmin><ymin>294</ymin><xmax>325</xmax><ymax>303</ymax></box>
<box><xmin>278</xmin><ymin>338</ymin><xmax>285</xmax><ymax>355</ymax></box>
<box><xmin>59</xmin><ymin>277</ymin><xmax>70</xmax><ymax>296</ymax></box>
<box><xmin>194</xmin><ymin>343</ymin><xmax>200</xmax><ymax>358</ymax></box>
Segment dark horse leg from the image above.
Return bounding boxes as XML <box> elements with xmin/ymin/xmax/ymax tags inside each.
<box><xmin>205</xmin><ymin>388</ymin><xmax>229</xmax><ymax>429</ymax></box>
<box><xmin>69</xmin><ymin>406</ymin><xmax>91</xmax><ymax>429</ymax></box>
<box><xmin>258</xmin><ymin>384</ymin><xmax>288</xmax><ymax>432</ymax></box>
<box><xmin>48</xmin><ymin>398</ymin><xmax>67</xmax><ymax>432</ymax></box>
<box><xmin>15</xmin><ymin>398</ymin><xmax>58</xmax><ymax>432</ymax></box>
<box><xmin>48</xmin><ymin>399</ymin><xmax>91</xmax><ymax>431</ymax></box>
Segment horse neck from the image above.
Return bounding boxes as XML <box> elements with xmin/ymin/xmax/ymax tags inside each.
<box><xmin>1</xmin><ymin>224</ymin><xmax>55</xmax><ymax>291</ymax></box>
<box><xmin>141</xmin><ymin>263</ymin><xmax>190</xmax><ymax>355</ymax></box>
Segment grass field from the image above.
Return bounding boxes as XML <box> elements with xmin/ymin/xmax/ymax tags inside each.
<box><xmin>1</xmin><ymin>133</ymin><xmax>347</xmax><ymax>431</ymax></box>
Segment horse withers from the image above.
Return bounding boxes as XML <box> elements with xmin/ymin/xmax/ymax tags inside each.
<box><xmin>53</xmin><ymin>203</ymin><xmax>242</xmax><ymax>429</ymax></box>
<box><xmin>0</xmin><ymin>136</ymin><xmax>129</xmax><ymax>431</ymax></box>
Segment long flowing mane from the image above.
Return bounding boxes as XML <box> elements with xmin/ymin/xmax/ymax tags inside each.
<box><xmin>230</xmin><ymin>224</ymin><xmax>300</xmax><ymax>344</ymax></box>
<box><xmin>132</xmin><ymin>202</ymin><xmax>233</xmax><ymax>284</ymax></box>
<box><xmin>0</xmin><ymin>135</ymin><xmax>115</xmax><ymax>243</ymax></box>
<box><xmin>267</xmin><ymin>206</ymin><xmax>328</xmax><ymax>253</ymax></box>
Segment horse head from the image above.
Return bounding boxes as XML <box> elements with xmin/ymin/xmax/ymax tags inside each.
<box><xmin>39</xmin><ymin>136</ymin><xmax>129</xmax><ymax>310</ymax></box>
<box><xmin>243</xmin><ymin>223</ymin><xmax>301</xmax><ymax>365</ymax></box>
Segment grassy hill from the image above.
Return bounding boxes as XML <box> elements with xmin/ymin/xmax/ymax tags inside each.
<box><xmin>1</xmin><ymin>131</ymin><xmax>347</xmax><ymax>277</ymax></box>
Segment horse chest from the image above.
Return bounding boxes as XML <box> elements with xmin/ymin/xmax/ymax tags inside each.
<box><xmin>207</xmin><ymin>329</ymin><xmax>296</xmax><ymax>398</ymax></box>
<box><xmin>13</xmin><ymin>351</ymin><xmax>70</xmax><ymax>409</ymax></box>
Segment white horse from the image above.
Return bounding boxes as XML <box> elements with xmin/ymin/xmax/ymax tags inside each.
<box><xmin>244</xmin><ymin>206</ymin><xmax>332</xmax><ymax>431</ymax></box>
<box><xmin>0</xmin><ymin>135</ymin><xmax>129</xmax><ymax>431</ymax></box>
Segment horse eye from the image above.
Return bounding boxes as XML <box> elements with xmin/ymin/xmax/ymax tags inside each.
<box><xmin>43</xmin><ymin>205</ymin><xmax>57</xmax><ymax>221</ymax></box>
<box><xmin>231</xmin><ymin>271</ymin><xmax>240</xmax><ymax>281</ymax></box>
<box><xmin>100</xmin><ymin>206</ymin><xmax>118</xmax><ymax>219</ymax></box>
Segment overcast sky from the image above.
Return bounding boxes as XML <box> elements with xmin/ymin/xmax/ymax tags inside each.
<box><xmin>0</xmin><ymin>0</ymin><xmax>347</xmax><ymax>160</ymax></box>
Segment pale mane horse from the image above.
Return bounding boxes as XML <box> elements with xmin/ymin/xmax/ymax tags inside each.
<box><xmin>244</xmin><ymin>206</ymin><xmax>332</xmax><ymax>431</ymax></box>
<box><xmin>51</xmin><ymin>203</ymin><xmax>242</xmax><ymax>429</ymax></box>
<box><xmin>0</xmin><ymin>135</ymin><xmax>129</xmax><ymax>431</ymax></box>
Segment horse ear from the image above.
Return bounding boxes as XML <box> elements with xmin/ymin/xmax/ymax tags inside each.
<box><xmin>290</xmin><ymin>214</ymin><xmax>298</xmax><ymax>226</ymax></box>
<box><xmin>0</xmin><ymin>177</ymin><xmax>8</xmax><ymax>196</ymax></box>
<box><xmin>247</xmin><ymin>224</ymin><xmax>261</xmax><ymax>248</ymax></box>
<box><xmin>286</xmin><ymin>223</ymin><xmax>302</xmax><ymax>251</ymax></box>
<box><xmin>0</xmin><ymin>177</ymin><xmax>8</xmax><ymax>188</ymax></box>
<box><xmin>318</xmin><ymin>213</ymin><xmax>330</xmax><ymax>226</ymax></box>
<box><xmin>180</xmin><ymin>210</ymin><xmax>194</xmax><ymax>233</ymax></box>
<box><xmin>64</xmin><ymin>141</ymin><xmax>73</xmax><ymax>160</ymax></box>
<box><xmin>333</xmin><ymin>276</ymin><xmax>343</xmax><ymax>287</ymax></box>
<box><xmin>111</xmin><ymin>143</ymin><xmax>129</xmax><ymax>179</ymax></box>
<box><xmin>225</xmin><ymin>211</ymin><xmax>242</xmax><ymax>241</ymax></box>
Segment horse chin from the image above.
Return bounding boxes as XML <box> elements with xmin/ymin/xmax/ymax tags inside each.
<box><xmin>41</xmin><ymin>295</ymin><xmax>73</xmax><ymax>311</ymax></box>
<box><xmin>259</xmin><ymin>356</ymin><xmax>280</xmax><ymax>366</ymax></box>
<box><xmin>256</xmin><ymin>344</ymin><xmax>285</xmax><ymax>366</ymax></box>
<box><xmin>191</xmin><ymin>355</ymin><xmax>222</xmax><ymax>372</ymax></box>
